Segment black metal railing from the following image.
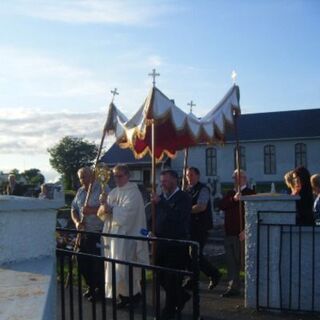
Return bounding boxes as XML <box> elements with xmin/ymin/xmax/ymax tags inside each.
<box><xmin>56</xmin><ymin>228</ymin><xmax>200</xmax><ymax>320</ymax></box>
<box><xmin>256</xmin><ymin>211</ymin><xmax>320</xmax><ymax>314</ymax></box>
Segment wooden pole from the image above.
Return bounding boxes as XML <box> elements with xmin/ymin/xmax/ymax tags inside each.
<box><xmin>182</xmin><ymin>100</ymin><xmax>194</xmax><ymax>191</ymax></box>
<box><xmin>151</xmin><ymin>119</ymin><xmax>156</xmax><ymax>244</ymax></box>
<box><xmin>234</xmin><ymin>111</ymin><xmax>244</xmax><ymax>271</ymax></box>
<box><xmin>83</xmin><ymin>115</ymin><xmax>108</xmax><ymax>206</ymax></box>
<box><xmin>65</xmin><ymin>108</ymin><xmax>110</xmax><ymax>288</ymax></box>
<box><xmin>181</xmin><ymin>147</ymin><xmax>189</xmax><ymax>191</ymax></box>
<box><xmin>147</xmin><ymin>88</ymin><xmax>157</xmax><ymax>316</ymax></box>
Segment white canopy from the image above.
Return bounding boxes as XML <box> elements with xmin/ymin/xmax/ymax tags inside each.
<box><xmin>104</xmin><ymin>85</ymin><xmax>241</xmax><ymax>160</ymax></box>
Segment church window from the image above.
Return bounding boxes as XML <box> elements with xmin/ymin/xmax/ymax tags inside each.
<box><xmin>295</xmin><ymin>143</ymin><xmax>307</xmax><ymax>167</ymax></box>
<box><xmin>206</xmin><ymin>148</ymin><xmax>217</xmax><ymax>176</ymax></box>
<box><xmin>264</xmin><ymin>145</ymin><xmax>276</xmax><ymax>174</ymax></box>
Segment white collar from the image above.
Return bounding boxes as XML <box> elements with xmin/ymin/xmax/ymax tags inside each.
<box><xmin>163</xmin><ymin>187</ymin><xmax>180</xmax><ymax>200</ymax></box>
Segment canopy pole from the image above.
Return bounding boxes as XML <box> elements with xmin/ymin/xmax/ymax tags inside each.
<box><xmin>234</xmin><ymin>111</ymin><xmax>244</xmax><ymax>271</ymax></box>
<box><xmin>181</xmin><ymin>147</ymin><xmax>189</xmax><ymax>191</ymax></box>
<box><xmin>182</xmin><ymin>100</ymin><xmax>195</xmax><ymax>191</ymax></box>
<box><xmin>148</xmin><ymin>83</ymin><xmax>158</xmax><ymax>315</ymax></box>
<box><xmin>151</xmin><ymin>119</ymin><xmax>157</xmax><ymax>240</ymax></box>
<box><xmin>151</xmin><ymin>119</ymin><xmax>158</xmax><ymax>316</ymax></box>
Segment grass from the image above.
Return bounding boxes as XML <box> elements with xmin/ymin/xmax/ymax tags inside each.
<box><xmin>218</xmin><ymin>265</ymin><xmax>245</xmax><ymax>281</ymax></box>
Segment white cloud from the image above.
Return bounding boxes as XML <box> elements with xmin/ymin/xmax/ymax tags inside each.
<box><xmin>6</xmin><ymin>0</ymin><xmax>180</xmax><ymax>26</ymax></box>
<box><xmin>0</xmin><ymin>108</ymin><xmax>117</xmax><ymax>181</ymax></box>
<box><xmin>0</xmin><ymin>45</ymin><xmax>176</xmax><ymax>114</ymax></box>
<box><xmin>0</xmin><ymin>46</ymin><xmax>107</xmax><ymax>101</ymax></box>
<box><xmin>0</xmin><ymin>109</ymin><xmax>114</xmax><ymax>155</ymax></box>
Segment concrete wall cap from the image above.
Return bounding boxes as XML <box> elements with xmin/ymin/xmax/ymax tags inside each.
<box><xmin>0</xmin><ymin>195</ymin><xmax>63</xmax><ymax>211</ymax></box>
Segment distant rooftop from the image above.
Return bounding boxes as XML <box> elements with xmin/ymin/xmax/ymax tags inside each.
<box><xmin>226</xmin><ymin>108</ymin><xmax>320</xmax><ymax>141</ymax></box>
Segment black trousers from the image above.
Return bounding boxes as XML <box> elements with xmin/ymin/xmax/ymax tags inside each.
<box><xmin>156</xmin><ymin>244</ymin><xmax>189</xmax><ymax>312</ymax></box>
<box><xmin>190</xmin><ymin>225</ymin><xmax>220</xmax><ymax>279</ymax></box>
<box><xmin>78</xmin><ymin>233</ymin><xmax>104</xmax><ymax>293</ymax></box>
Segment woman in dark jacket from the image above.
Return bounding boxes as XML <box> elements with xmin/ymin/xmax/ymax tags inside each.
<box><xmin>292</xmin><ymin>166</ymin><xmax>314</xmax><ymax>225</ymax></box>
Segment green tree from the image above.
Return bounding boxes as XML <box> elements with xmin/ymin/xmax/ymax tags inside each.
<box><xmin>48</xmin><ymin>136</ymin><xmax>98</xmax><ymax>190</ymax></box>
<box><xmin>10</xmin><ymin>168</ymin><xmax>21</xmax><ymax>180</ymax></box>
<box><xmin>22</xmin><ymin>168</ymin><xmax>45</xmax><ymax>186</ymax></box>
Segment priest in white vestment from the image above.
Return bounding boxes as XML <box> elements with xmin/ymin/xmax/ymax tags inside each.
<box><xmin>99</xmin><ymin>164</ymin><xmax>149</xmax><ymax>307</ymax></box>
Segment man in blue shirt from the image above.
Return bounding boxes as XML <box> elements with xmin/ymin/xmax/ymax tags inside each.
<box><xmin>71</xmin><ymin>167</ymin><xmax>105</xmax><ymax>302</ymax></box>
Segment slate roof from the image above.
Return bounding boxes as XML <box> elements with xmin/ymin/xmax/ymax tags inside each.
<box><xmin>226</xmin><ymin>108</ymin><xmax>320</xmax><ymax>141</ymax></box>
<box><xmin>100</xmin><ymin>144</ymin><xmax>152</xmax><ymax>165</ymax></box>
<box><xmin>101</xmin><ymin>108</ymin><xmax>320</xmax><ymax>164</ymax></box>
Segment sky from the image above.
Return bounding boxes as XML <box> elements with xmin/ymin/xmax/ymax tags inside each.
<box><xmin>0</xmin><ymin>0</ymin><xmax>319</xmax><ymax>182</ymax></box>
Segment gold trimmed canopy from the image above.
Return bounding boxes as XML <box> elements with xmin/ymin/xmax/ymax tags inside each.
<box><xmin>105</xmin><ymin>85</ymin><xmax>241</xmax><ymax>160</ymax></box>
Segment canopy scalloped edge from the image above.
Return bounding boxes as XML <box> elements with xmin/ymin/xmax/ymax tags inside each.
<box><xmin>118</xmin><ymin>140</ymin><xmax>177</xmax><ymax>162</ymax></box>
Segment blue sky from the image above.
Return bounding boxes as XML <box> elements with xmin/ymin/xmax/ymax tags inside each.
<box><xmin>0</xmin><ymin>0</ymin><xmax>319</xmax><ymax>181</ymax></box>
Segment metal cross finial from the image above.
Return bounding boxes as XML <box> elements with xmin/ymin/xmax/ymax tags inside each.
<box><xmin>231</xmin><ymin>70</ymin><xmax>237</xmax><ymax>84</ymax></box>
<box><xmin>187</xmin><ymin>100</ymin><xmax>196</xmax><ymax>113</ymax></box>
<box><xmin>148</xmin><ymin>68</ymin><xmax>160</xmax><ymax>87</ymax></box>
<box><xmin>111</xmin><ymin>88</ymin><xmax>119</xmax><ymax>102</ymax></box>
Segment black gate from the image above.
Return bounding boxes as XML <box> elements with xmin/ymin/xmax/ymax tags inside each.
<box><xmin>256</xmin><ymin>212</ymin><xmax>320</xmax><ymax>314</ymax></box>
<box><xmin>56</xmin><ymin>228</ymin><xmax>200</xmax><ymax>320</ymax></box>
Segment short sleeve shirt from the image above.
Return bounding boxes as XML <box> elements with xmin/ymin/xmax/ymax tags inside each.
<box><xmin>197</xmin><ymin>186</ymin><xmax>210</xmax><ymax>205</ymax></box>
<box><xmin>72</xmin><ymin>181</ymin><xmax>109</xmax><ymax>231</ymax></box>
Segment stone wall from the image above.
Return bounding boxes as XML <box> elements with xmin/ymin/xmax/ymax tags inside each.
<box><xmin>0</xmin><ymin>195</ymin><xmax>63</xmax><ymax>319</ymax></box>
<box><xmin>242</xmin><ymin>193</ymin><xmax>320</xmax><ymax>312</ymax></box>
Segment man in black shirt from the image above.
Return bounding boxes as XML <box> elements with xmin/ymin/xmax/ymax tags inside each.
<box><xmin>151</xmin><ymin>169</ymin><xmax>191</xmax><ymax>320</ymax></box>
<box><xmin>186</xmin><ymin>167</ymin><xmax>221</xmax><ymax>290</ymax></box>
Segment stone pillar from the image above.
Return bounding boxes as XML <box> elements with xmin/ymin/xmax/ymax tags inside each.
<box><xmin>241</xmin><ymin>193</ymin><xmax>297</xmax><ymax>309</ymax></box>
<box><xmin>0</xmin><ymin>195</ymin><xmax>62</xmax><ymax>319</ymax></box>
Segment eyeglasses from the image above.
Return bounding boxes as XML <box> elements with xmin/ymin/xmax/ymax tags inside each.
<box><xmin>114</xmin><ymin>174</ymin><xmax>125</xmax><ymax>178</ymax></box>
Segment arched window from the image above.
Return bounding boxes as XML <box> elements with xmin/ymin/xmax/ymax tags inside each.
<box><xmin>264</xmin><ymin>145</ymin><xmax>276</xmax><ymax>174</ymax></box>
<box><xmin>295</xmin><ymin>143</ymin><xmax>307</xmax><ymax>167</ymax></box>
<box><xmin>206</xmin><ymin>148</ymin><xmax>217</xmax><ymax>176</ymax></box>
<box><xmin>234</xmin><ymin>146</ymin><xmax>246</xmax><ymax>170</ymax></box>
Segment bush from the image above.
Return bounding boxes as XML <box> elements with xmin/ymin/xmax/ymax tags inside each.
<box><xmin>64</xmin><ymin>190</ymin><xmax>76</xmax><ymax>206</ymax></box>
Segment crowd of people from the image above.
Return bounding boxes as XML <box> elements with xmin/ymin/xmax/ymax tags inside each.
<box><xmin>67</xmin><ymin>163</ymin><xmax>319</xmax><ymax>320</ymax></box>
<box><xmin>67</xmin><ymin>164</ymin><xmax>248</xmax><ymax>319</ymax></box>
<box><xmin>5</xmin><ymin>162</ymin><xmax>320</xmax><ymax>316</ymax></box>
<box><xmin>3</xmin><ymin>173</ymin><xmax>55</xmax><ymax>198</ymax></box>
